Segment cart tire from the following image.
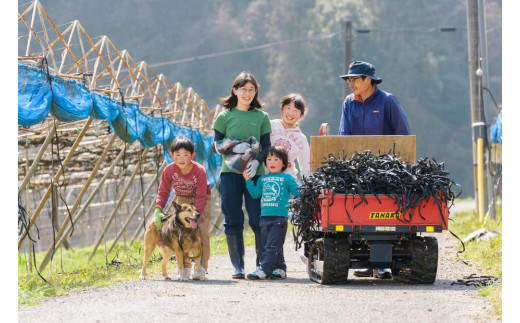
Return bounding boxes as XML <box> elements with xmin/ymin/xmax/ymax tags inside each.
<box><xmin>393</xmin><ymin>236</ymin><xmax>438</xmax><ymax>284</ymax></box>
<box><xmin>307</xmin><ymin>237</ymin><xmax>350</xmax><ymax>285</ymax></box>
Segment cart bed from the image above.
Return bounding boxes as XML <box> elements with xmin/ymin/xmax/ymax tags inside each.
<box><xmin>317</xmin><ymin>190</ymin><xmax>449</xmax><ymax>233</ymax></box>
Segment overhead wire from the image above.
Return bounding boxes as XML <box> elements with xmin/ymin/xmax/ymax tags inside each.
<box><xmin>148</xmin><ymin>32</ymin><xmax>340</xmax><ymax>68</ymax></box>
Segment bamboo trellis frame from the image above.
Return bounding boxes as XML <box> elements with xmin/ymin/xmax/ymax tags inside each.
<box><xmin>18</xmin><ymin>1</ymin><xmax>223</xmax><ymax>267</ymax></box>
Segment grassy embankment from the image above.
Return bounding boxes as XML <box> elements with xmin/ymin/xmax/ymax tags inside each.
<box><xmin>18</xmin><ymin>230</ymin><xmax>256</xmax><ymax>307</ymax></box>
<box><xmin>449</xmin><ymin>202</ymin><xmax>502</xmax><ymax>318</ymax></box>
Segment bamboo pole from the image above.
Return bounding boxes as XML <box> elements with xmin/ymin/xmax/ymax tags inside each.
<box><xmin>18</xmin><ymin>0</ymin><xmax>35</xmax><ymax>22</ymax></box>
<box><xmin>58</xmin><ymin>20</ymin><xmax>77</xmax><ymax>74</ymax></box>
<box><xmin>63</xmin><ymin>36</ymin><xmax>101</xmax><ymax>77</ymax></box>
<box><xmin>211</xmin><ymin>212</ymin><xmax>225</xmax><ymax>236</ymax></box>
<box><xmin>90</xmin><ymin>36</ymin><xmax>104</xmax><ymax>88</ymax></box>
<box><xmin>24</xmin><ymin>1</ymin><xmax>37</xmax><ymax>56</ymax></box>
<box><xmin>112</xmin><ymin>50</ymin><xmax>126</xmax><ymax>91</ymax></box>
<box><xmin>25</xmin><ymin>147</ymin><xmax>33</xmax><ymax>273</ymax></box>
<box><xmin>477</xmin><ymin>137</ymin><xmax>485</xmax><ymax>222</ymax></box>
<box><xmin>38</xmin><ymin>3</ymin><xmax>83</xmax><ymax>73</ymax></box>
<box><xmin>129</xmin><ymin>200</ymin><xmax>156</xmax><ymax>244</ymax></box>
<box><xmin>152</xmin><ymin>74</ymin><xmax>162</xmax><ymax>108</ymax></box>
<box><xmin>18</xmin><ymin>126</ymin><xmax>43</xmax><ymax>135</ymax></box>
<box><xmin>180</xmin><ymin>87</ymin><xmax>192</xmax><ymax>124</ymax></box>
<box><xmin>19</xmin><ymin>120</ymin><xmax>61</xmax><ymax>195</ymax></box>
<box><xmin>18</xmin><ymin>118</ymin><xmax>93</xmax><ymax>249</ymax></box>
<box><xmin>76</xmin><ymin>23</ymin><xmax>89</xmax><ymax>75</ymax></box>
<box><xmin>88</xmin><ymin>148</ymin><xmax>148</xmax><ymax>261</ymax></box>
<box><xmin>107</xmin><ymin>161</ymin><xmax>165</xmax><ymax>253</ymax></box>
<box><xmin>141</xmin><ymin>64</ymin><xmax>163</xmax><ymax>107</ymax></box>
<box><xmin>55</xmin><ymin>145</ymin><xmax>127</xmax><ymax>250</ymax></box>
<box><xmin>77</xmin><ymin>27</ymin><xmax>118</xmax><ymax>85</ymax></box>
<box><xmin>38</xmin><ymin>133</ymin><xmax>117</xmax><ymax>272</ymax></box>
<box><xmin>36</xmin><ymin>5</ymin><xmax>58</xmax><ymax>71</ymax></box>
<box><xmin>51</xmin><ymin>182</ymin><xmax>59</xmax><ymax>249</ymax></box>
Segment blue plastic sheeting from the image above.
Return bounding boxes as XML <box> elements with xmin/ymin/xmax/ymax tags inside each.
<box><xmin>490</xmin><ymin>111</ymin><xmax>502</xmax><ymax>144</ymax></box>
<box><xmin>50</xmin><ymin>74</ymin><xmax>92</xmax><ymax>122</ymax></box>
<box><xmin>206</xmin><ymin>153</ymin><xmax>222</xmax><ymax>187</ymax></box>
<box><xmin>91</xmin><ymin>92</ymin><xmax>119</xmax><ymax>121</ymax></box>
<box><xmin>18</xmin><ymin>64</ymin><xmax>52</xmax><ymax>127</ymax></box>
<box><xmin>139</xmin><ymin>117</ymin><xmax>173</xmax><ymax>148</ymax></box>
<box><xmin>161</xmin><ymin>123</ymin><xmax>202</xmax><ymax>161</ymax></box>
<box><xmin>109</xmin><ymin>102</ymin><xmax>148</xmax><ymax>144</ymax></box>
<box><xmin>18</xmin><ymin>63</ymin><xmax>220</xmax><ymax>187</ymax></box>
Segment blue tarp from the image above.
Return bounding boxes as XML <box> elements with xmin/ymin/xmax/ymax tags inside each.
<box><xmin>18</xmin><ymin>64</ymin><xmax>52</xmax><ymax>127</ymax></box>
<box><xmin>91</xmin><ymin>92</ymin><xmax>119</xmax><ymax>121</ymax></box>
<box><xmin>109</xmin><ymin>101</ymin><xmax>148</xmax><ymax>144</ymax></box>
<box><xmin>490</xmin><ymin>111</ymin><xmax>502</xmax><ymax>144</ymax></box>
<box><xmin>141</xmin><ymin>117</ymin><xmax>172</xmax><ymax>148</ymax></box>
<box><xmin>50</xmin><ymin>74</ymin><xmax>92</xmax><ymax>122</ymax></box>
<box><xmin>17</xmin><ymin>63</ymin><xmax>220</xmax><ymax>187</ymax></box>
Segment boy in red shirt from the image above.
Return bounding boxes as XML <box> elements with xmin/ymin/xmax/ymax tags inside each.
<box><xmin>154</xmin><ymin>136</ymin><xmax>211</xmax><ymax>279</ymax></box>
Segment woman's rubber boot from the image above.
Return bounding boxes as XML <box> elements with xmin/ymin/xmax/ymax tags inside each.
<box><xmin>254</xmin><ymin>231</ymin><xmax>263</xmax><ymax>267</ymax></box>
<box><xmin>226</xmin><ymin>233</ymin><xmax>245</xmax><ymax>279</ymax></box>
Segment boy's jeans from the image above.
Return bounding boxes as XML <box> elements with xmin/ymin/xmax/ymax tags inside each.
<box><xmin>259</xmin><ymin>216</ymin><xmax>287</xmax><ymax>276</ymax></box>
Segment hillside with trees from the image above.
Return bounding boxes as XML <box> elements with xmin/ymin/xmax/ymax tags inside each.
<box><xmin>20</xmin><ymin>0</ymin><xmax>502</xmax><ymax>197</ymax></box>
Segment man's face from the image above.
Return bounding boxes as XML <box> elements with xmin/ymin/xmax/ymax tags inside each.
<box><xmin>348</xmin><ymin>76</ymin><xmax>373</xmax><ymax>98</ymax></box>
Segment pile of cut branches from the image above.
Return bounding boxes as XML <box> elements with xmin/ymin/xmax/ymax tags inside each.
<box><xmin>290</xmin><ymin>151</ymin><xmax>460</xmax><ymax>250</ymax></box>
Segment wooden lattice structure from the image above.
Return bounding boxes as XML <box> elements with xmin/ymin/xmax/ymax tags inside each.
<box><xmin>18</xmin><ymin>1</ymin><xmax>223</xmax><ymax>273</ymax></box>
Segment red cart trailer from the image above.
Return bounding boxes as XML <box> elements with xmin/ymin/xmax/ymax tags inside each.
<box><xmin>302</xmin><ymin>134</ymin><xmax>449</xmax><ymax>284</ymax></box>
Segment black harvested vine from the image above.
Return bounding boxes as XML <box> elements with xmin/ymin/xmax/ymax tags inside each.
<box><xmin>290</xmin><ymin>151</ymin><xmax>461</xmax><ymax>250</ymax></box>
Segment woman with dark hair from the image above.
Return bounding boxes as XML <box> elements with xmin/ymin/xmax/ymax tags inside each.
<box><xmin>212</xmin><ymin>72</ymin><xmax>272</xmax><ymax>279</ymax></box>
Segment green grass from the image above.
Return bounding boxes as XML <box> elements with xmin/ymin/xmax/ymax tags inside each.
<box><xmin>18</xmin><ymin>229</ymin><xmax>256</xmax><ymax>307</ymax></box>
<box><xmin>449</xmin><ymin>202</ymin><xmax>502</xmax><ymax>318</ymax></box>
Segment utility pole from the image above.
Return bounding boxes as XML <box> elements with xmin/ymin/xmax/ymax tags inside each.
<box><xmin>344</xmin><ymin>20</ymin><xmax>352</xmax><ymax>99</ymax></box>
<box><xmin>466</xmin><ymin>0</ymin><xmax>489</xmax><ymax>222</ymax></box>
<box><xmin>477</xmin><ymin>0</ymin><xmax>496</xmax><ymax>220</ymax></box>
<box><xmin>477</xmin><ymin>0</ymin><xmax>490</xmax><ymax>115</ymax></box>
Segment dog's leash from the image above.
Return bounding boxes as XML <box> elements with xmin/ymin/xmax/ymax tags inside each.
<box><xmin>161</xmin><ymin>213</ymin><xmax>173</xmax><ymax>222</ymax></box>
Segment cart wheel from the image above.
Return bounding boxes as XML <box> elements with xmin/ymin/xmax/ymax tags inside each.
<box><xmin>307</xmin><ymin>237</ymin><xmax>350</xmax><ymax>285</ymax></box>
<box><xmin>393</xmin><ymin>236</ymin><xmax>438</xmax><ymax>284</ymax></box>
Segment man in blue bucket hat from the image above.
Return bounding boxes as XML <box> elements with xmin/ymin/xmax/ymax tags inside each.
<box><xmin>339</xmin><ymin>61</ymin><xmax>410</xmax><ymax>136</ymax></box>
<box><xmin>339</xmin><ymin>61</ymin><xmax>410</xmax><ymax>279</ymax></box>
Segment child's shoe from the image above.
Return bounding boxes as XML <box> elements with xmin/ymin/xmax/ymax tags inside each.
<box><xmin>271</xmin><ymin>269</ymin><xmax>286</xmax><ymax>279</ymax></box>
<box><xmin>247</xmin><ymin>267</ymin><xmax>266</xmax><ymax>280</ymax></box>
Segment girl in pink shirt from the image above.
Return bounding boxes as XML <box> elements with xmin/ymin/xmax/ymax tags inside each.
<box><xmin>269</xmin><ymin>94</ymin><xmax>310</xmax><ymax>185</ymax></box>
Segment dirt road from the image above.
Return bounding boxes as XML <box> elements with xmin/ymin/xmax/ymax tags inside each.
<box><xmin>19</xmin><ymin>201</ymin><xmax>498</xmax><ymax>322</ymax></box>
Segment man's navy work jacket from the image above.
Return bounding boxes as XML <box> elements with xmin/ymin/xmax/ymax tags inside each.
<box><xmin>338</xmin><ymin>86</ymin><xmax>410</xmax><ymax>135</ymax></box>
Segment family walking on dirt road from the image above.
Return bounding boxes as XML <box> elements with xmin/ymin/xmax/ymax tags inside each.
<box><xmin>150</xmin><ymin>61</ymin><xmax>410</xmax><ymax>282</ymax></box>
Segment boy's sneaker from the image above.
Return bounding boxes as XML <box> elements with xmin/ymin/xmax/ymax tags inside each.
<box><xmin>247</xmin><ymin>267</ymin><xmax>266</xmax><ymax>280</ymax></box>
<box><xmin>271</xmin><ymin>269</ymin><xmax>286</xmax><ymax>279</ymax></box>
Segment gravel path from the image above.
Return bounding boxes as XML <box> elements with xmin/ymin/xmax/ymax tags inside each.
<box><xmin>19</xmin><ymin>201</ymin><xmax>499</xmax><ymax>323</ymax></box>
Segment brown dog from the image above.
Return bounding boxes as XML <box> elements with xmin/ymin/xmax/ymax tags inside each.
<box><xmin>139</xmin><ymin>201</ymin><xmax>206</xmax><ymax>281</ymax></box>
